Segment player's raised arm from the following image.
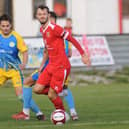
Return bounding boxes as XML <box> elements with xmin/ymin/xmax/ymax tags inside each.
<box><xmin>54</xmin><ymin>25</ymin><xmax>91</xmax><ymax>66</ymax></box>
<box><xmin>66</xmin><ymin>35</ymin><xmax>91</xmax><ymax>66</ymax></box>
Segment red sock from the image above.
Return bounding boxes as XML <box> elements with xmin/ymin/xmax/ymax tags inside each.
<box><xmin>51</xmin><ymin>96</ymin><xmax>65</xmax><ymax>111</ymax></box>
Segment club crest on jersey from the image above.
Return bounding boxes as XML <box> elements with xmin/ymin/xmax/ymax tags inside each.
<box><xmin>9</xmin><ymin>42</ymin><xmax>15</xmax><ymax>47</ymax></box>
<box><xmin>46</xmin><ymin>32</ymin><xmax>50</xmax><ymax>37</ymax></box>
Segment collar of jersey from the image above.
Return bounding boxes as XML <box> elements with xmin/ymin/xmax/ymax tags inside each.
<box><xmin>43</xmin><ymin>21</ymin><xmax>51</xmax><ymax>33</ymax></box>
<box><xmin>1</xmin><ymin>30</ymin><xmax>13</xmax><ymax>38</ymax></box>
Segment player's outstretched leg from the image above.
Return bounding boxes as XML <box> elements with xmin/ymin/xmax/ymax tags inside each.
<box><xmin>64</xmin><ymin>88</ymin><xmax>78</xmax><ymax>120</ymax></box>
<box><xmin>12</xmin><ymin>76</ymin><xmax>45</xmax><ymax>120</ymax></box>
<box><xmin>23</xmin><ymin>87</ymin><xmax>44</xmax><ymax>120</ymax></box>
<box><xmin>48</xmin><ymin>87</ymin><xmax>65</xmax><ymax>110</ymax></box>
<box><xmin>33</xmin><ymin>67</ymin><xmax>65</xmax><ymax>112</ymax></box>
<box><xmin>33</xmin><ymin>84</ymin><xmax>65</xmax><ymax>110</ymax></box>
<box><xmin>24</xmin><ymin>76</ymin><xmax>45</xmax><ymax>120</ymax></box>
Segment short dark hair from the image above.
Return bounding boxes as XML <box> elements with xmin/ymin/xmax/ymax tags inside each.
<box><xmin>49</xmin><ymin>11</ymin><xmax>57</xmax><ymax>20</ymax></box>
<box><xmin>0</xmin><ymin>14</ymin><xmax>12</xmax><ymax>24</ymax></box>
<box><xmin>66</xmin><ymin>18</ymin><xmax>72</xmax><ymax>21</ymax></box>
<box><xmin>36</xmin><ymin>5</ymin><xmax>49</xmax><ymax>13</ymax></box>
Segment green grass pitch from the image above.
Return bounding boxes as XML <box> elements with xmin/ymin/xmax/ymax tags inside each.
<box><xmin>0</xmin><ymin>83</ymin><xmax>129</xmax><ymax>129</ymax></box>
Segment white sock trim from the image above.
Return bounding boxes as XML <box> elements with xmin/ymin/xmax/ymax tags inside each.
<box><xmin>23</xmin><ymin>108</ymin><xmax>30</xmax><ymax>115</ymax></box>
<box><xmin>70</xmin><ymin>108</ymin><xmax>77</xmax><ymax>115</ymax></box>
<box><xmin>36</xmin><ymin>111</ymin><xmax>43</xmax><ymax>116</ymax></box>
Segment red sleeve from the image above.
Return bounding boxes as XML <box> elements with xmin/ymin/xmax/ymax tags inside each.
<box><xmin>54</xmin><ymin>24</ymin><xmax>84</xmax><ymax>55</ymax></box>
<box><xmin>54</xmin><ymin>25</ymin><xmax>69</xmax><ymax>39</ymax></box>
<box><xmin>66</xmin><ymin>35</ymin><xmax>85</xmax><ymax>55</ymax></box>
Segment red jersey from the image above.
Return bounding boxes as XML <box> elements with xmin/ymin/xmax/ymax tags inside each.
<box><xmin>40</xmin><ymin>22</ymin><xmax>71</xmax><ymax>68</ymax></box>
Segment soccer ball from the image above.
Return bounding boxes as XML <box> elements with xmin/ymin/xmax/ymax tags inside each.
<box><xmin>51</xmin><ymin>109</ymin><xmax>66</xmax><ymax>125</ymax></box>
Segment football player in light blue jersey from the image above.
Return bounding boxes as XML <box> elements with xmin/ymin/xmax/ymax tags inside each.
<box><xmin>0</xmin><ymin>14</ymin><xmax>43</xmax><ymax>120</ymax></box>
<box><xmin>0</xmin><ymin>14</ymin><xmax>28</xmax><ymax>99</ymax></box>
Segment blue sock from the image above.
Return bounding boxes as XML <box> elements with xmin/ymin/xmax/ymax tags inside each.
<box><xmin>23</xmin><ymin>87</ymin><xmax>32</xmax><ymax>108</ymax></box>
<box><xmin>23</xmin><ymin>87</ymin><xmax>41</xmax><ymax>114</ymax></box>
<box><xmin>64</xmin><ymin>88</ymin><xmax>75</xmax><ymax>109</ymax></box>
<box><xmin>30</xmin><ymin>98</ymin><xmax>41</xmax><ymax>114</ymax></box>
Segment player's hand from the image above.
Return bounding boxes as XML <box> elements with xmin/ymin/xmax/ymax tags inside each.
<box><xmin>19</xmin><ymin>63</ymin><xmax>26</xmax><ymax>70</ymax></box>
<box><xmin>81</xmin><ymin>53</ymin><xmax>91</xmax><ymax>66</ymax></box>
<box><xmin>38</xmin><ymin>69</ymin><xmax>41</xmax><ymax>74</ymax></box>
<box><xmin>38</xmin><ymin>67</ymin><xmax>43</xmax><ymax>74</ymax></box>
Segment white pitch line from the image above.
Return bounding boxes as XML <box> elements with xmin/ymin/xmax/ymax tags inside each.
<box><xmin>18</xmin><ymin>120</ymin><xmax>129</xmax><ymax>128</ymax></box>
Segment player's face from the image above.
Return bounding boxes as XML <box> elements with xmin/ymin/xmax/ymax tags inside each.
<box><xmin>36</xmin><ymin>8</ymin><xmax>49</xmax><ymax>25</ymax></box>
<box><xmin>0</xmin><ymin>20</ymin><xmax>12</xmax><ymax>35</ymax></box>
<box><xmin>0</xmin><ymin>21</ymin><xmax>12</xmax><ymax>35</ymax></box>
<box><xmin>66</xmin><ymin>20</ymin><xmax>72</xmax><ymax>28</ymax></box>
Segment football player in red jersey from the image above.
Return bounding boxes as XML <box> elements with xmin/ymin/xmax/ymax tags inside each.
<box><xmin>33</xmin><ymin>5</ymin><xmax>90</xmax><ymax>112</ymax></box>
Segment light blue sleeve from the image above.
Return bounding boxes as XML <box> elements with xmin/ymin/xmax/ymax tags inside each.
<box><xmin>65</xmin><ymin>40</ymin><xmax>69</xmax><ymax>56</ymax></box>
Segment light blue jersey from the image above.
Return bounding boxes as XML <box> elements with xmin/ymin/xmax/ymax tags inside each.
<box><xmin>0</xmin><ymin>31</ymin><xmax>27</xmax><ymax>70</ymax></box>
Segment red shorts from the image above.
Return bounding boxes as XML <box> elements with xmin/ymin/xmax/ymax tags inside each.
<box><xmin>36</xmin><ymin>64</ymin><xmax>71</xmax><ymax>93</ymax></box>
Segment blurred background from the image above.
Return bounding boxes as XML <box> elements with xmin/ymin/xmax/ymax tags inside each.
<box><xmin>1</xmin><ymin>0</ymin><xmax>129</xmax><ymax>36</ymax></box>
<box><xmin>1</xmin><ymin>0</ymin><xmax>129</xmax><ymax>71</ymax></box>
